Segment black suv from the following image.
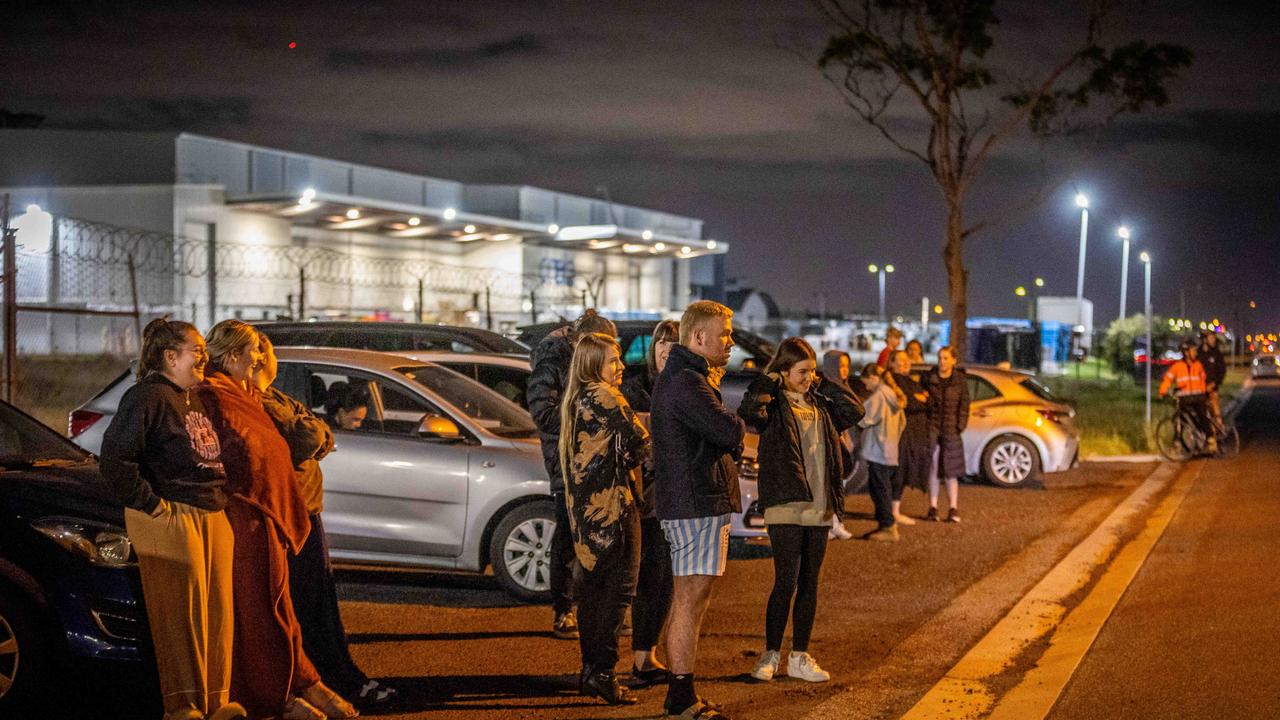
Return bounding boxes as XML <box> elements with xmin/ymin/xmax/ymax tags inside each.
<box><xmin>256</xmin><ymin>321</ymin><xmax>529</xmax><ymax>355</ymax></box>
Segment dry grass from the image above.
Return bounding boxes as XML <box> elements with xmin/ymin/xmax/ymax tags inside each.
<box><xmin>12</xmin><ymin>354</ymin><xmax>130</xmax><ymax>434</ymax></box>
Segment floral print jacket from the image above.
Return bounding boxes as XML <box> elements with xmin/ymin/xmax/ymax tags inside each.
<box><xmin>565</xmin><ymin>382</ymin><xmax>650</xmax><ymax>571</ymax></box>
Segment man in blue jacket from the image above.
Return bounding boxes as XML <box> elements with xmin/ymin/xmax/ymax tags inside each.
<box><xmin>651</xmin><ymin>300</ymin><xmax>745</xmax><ymax>719</ymax></box>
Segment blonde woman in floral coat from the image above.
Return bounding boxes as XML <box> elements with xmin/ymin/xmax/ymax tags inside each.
<box><xmin>559</xmin><ymin>332</ymin><xmax>650</xmax><ymax>705</ymax></box>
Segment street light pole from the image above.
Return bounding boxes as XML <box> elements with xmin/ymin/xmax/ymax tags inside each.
<box><xmin>1118</xmin><ymin>226</ymin><xmax>1131</xmax><ymax>320</ymax></box>
<box><xmin>868</xmin><ymin>263</ymin><xmax>894</xmax><ymax>321</ymax></box>
<box><xmin>1142</xmin><ymin>251</ymin><xmax>1152</xmax><ymax>426</ymax></box>
<box><xmin>1075</xmin><ymin>193</ymin><xmax>1090</xmax><ymax>329</ymax></box>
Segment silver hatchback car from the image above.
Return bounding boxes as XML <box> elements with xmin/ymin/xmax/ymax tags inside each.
<box><xmin>70</xmin><ymin>348</ymin><xmax>560</xmax><ymax>601</ymax></box>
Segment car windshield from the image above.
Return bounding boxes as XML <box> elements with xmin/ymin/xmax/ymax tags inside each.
<box><xmin>1020</xmin><ymin>376</ymin><xmax>1058</xmax><ymax>402</ymax></box>
<box><xmin>0</xmin><ymin>402</ymin><xmax>89</xmax><ymax>465</ymax></box>
<box><xmin>395</xmin><ymin>364</ymin><xmax>537</xmax><ymax>439</ymax></box>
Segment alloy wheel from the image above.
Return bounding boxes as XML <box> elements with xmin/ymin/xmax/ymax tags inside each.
<box><xmin>0</xmin><ymin>612</ymin><xmax>18</xmax><ymax>697</ymax></box>
<box><xmin>990</xmin><ymin>440</ymin><xmax>1034</xmax><ymax>485</ymax></box>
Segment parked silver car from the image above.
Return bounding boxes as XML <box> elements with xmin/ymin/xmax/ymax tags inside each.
<box><xmin>960</xmin><ymin>365</ymin><xmax>1079</xmax><ymax>486</ymax></box>
<box><xmin>70</xmin><ymin>348</ymin><xmax>560</xmax><ymax>601</ymax></box>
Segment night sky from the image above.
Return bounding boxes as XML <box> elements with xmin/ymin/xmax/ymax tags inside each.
<box><xmin>3</xmin><ymin>1</ymin><xmax>1278</xmax><ymax>332</ymax></box>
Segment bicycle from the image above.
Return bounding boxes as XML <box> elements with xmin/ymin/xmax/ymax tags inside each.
<box><xmin>1154</xmin><ymin>398</ymin><xmax>1240</xmax><ymax>462</ymax></box>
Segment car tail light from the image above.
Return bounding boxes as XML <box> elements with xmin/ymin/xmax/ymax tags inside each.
<box><xmin>1036</xmin><ymin>408</ymin><xmax>1064</xmax><ymax>425</ymax></box>
<box><xmin>68</xmin><ymin>409</ymin><xmax>104</xmax><ymax>438</ymax></box>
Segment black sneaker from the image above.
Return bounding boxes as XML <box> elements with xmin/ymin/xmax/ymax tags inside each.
<box><xmin>926</xmin><ymin>507</ymin><xmax>939</xmax><ymax>522</ymax></box>
<box><xmin>946</xmin><ymin>509</ymin><xmax>961</xmax><ymax>523</ymax></box>
<box><xmin>582</xmin><ymin>669</ymin><xmax>638</xmax><ymax>705</ymax></box>
<box><xmin>629</xmin><ymin>665</ymin><xmax>670</xmax><ymax>689</ymax></box>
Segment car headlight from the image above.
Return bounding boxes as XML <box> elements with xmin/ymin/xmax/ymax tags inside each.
<box><xmin>31</xmin><ymin>517</ymin><xmax>135</xmax><ymax>568</ymax></box>
<box><xmin>738</xmin><ymin>457</ymin><xmax>759</xmax><ymax>481</ymax></box>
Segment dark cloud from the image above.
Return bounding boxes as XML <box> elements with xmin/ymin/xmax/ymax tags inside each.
<box><xmin>325</xmin><ymin>33</ymin><xmax>549</xmax><ymax>71</ymax></box>
<box><xmin>45</xmin><ymin>97</ymin><xmax>253</xmax><ymax>132</ymax></box>
<box><xmin>1105</xmin><ymin>109</ymin><xmax>1280</xmax><ymax>156</ymax></box>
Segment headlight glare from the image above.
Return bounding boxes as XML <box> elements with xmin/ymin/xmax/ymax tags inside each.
<box><xmin>31</xmin><ymin>517</ymin><xmax>136</xmax><ymax>568</ymax></box>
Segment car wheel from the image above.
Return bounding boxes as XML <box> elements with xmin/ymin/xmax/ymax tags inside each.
<box><xmin>981</xmin><ymin>434</ymin><xmax>1041</xmax><ymax>487</ymax></box>
<box><xmin>489</xmin><ymin>500</ymin><xmax>556</xmax><ymax>603</ymax></box>
<box><xmin>0</xmin><ymin>585</ymin><xmax>48</xmax><ymax>712</ymax></box>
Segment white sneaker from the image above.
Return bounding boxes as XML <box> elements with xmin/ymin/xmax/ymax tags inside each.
<box><xmin>751</xmin><ymin>650</ymin><xmax>781</xmax><ymax>681</ymax></box>
<box><xmin>895</xmin><ymin>513</ymin><xmax>917</xmax><ymax>526</ymax></box>
<box><xmin>830</xmin><ymin>521</ymin><xmax>853</xmax><ymax>540</ymax></box>
<box><xmin>787</xmin><ymin>651</ymin><xmax>831</xmax><ymax>682</ymax></box>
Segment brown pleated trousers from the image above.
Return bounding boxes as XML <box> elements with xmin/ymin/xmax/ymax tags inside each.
<box><xmin>125</xmin><ymin>500</ymin><xmax>235</xmax><ymax>717</ymax></box>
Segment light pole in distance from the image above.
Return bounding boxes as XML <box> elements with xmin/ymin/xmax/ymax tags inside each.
<box><xmin>1117</xmin><ymin>225</ymin><xmax>1132</xmax><ymax>320</ymax></box>
<box><xmin>1074</xmin><ymin>193</ymin><xmax>1090</xmax><ymax>330</ymax></box>
<box><xmin>869</xmin><ymin>263</ymin><xmax>894</xmax><ymax>321</ymax></box>
<box><xmin>1141</xmin><ymin>250</ymin><xmax>1153</xmax><ymax>425</ymax></box>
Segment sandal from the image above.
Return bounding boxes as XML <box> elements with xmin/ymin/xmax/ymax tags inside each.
<box><xmin>282</xmin><ymin>697</ymin><xmax>326</xmax><ymax>720</ymax></box>
<box><xmin>665</xmin><ymin>700</ymin><xmax>729</xmax><ymax>719</ymax></box>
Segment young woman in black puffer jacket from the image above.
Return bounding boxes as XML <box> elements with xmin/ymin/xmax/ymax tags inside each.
<box><xmin>737</xmin><ymin>337</ymin><xmax>862</xmax><ymax>684</ymax></box>
<box><xmin>925</xmin><ymin>346</ymin><xmax>970</xmax><ymax>522</ymax></box>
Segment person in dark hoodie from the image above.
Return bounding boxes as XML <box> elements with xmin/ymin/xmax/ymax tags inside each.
<box><xmin>526</xmin><ymin>309</ymin><xmax>619</xmax><ymax>639</ymax></box>
<box><xmin>924</xmin><ymin>346</ymin><xmax>969</xmax><ymax>522</ymax></box>
<box><xmin>618</xmin><ymin>319</ymin><xmax>679</xmax><ymax>687</ymax></box>
<box><xmin>651</xmin><ymin>300</ymin><xmax>745</xmax><ymax>719</ymax></box>
<box><xmin>739</xmin><ymin>338</ymin><xmax>862</xmax><ymax>684</ymax></box>
<box><xmin>256</xmin><ymin>336</ymin><xmax>397</xmax><ymax>709</ymax></box>
<box><xmin>99</xmin><ymin>319</ymin><xmax>247</xmax><ymax>720</ymax></box>
<box><xmin>817</xmin><ymin>350</ymin><xmax>863</xmax><ymax>540</ymax></box>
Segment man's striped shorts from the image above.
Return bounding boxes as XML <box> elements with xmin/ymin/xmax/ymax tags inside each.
<box><xmin>661</xmin><ymin>513</ymin><xmax>732</xmax><ymax>577</ymax></box>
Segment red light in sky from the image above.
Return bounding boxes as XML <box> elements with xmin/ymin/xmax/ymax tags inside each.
<box><xmin>288</xmin><ymin>41</ymin><xmax>297</xmax><ymax>49</ymax></box>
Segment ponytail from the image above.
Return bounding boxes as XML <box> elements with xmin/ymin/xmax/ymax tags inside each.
<box><xmin>137</xmin><ymin>317</ymin><xmax>199</xmax><ymax>381</ymax></box>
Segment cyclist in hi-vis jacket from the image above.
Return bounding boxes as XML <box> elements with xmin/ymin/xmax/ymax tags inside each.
<box><xmin>1159</xmin><ymin>340</ymin><xmax>1216</xmax><ymax>453</ymax></box>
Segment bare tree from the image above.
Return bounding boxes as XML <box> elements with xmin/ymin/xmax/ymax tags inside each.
<box><xmin>813</xmin><ymin>0</ymin><xmax>1191</xmax><ymax>356</ymax></box>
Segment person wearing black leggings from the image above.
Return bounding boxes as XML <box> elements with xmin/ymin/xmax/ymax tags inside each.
<box><xmin>738</xmin><ymin>337</ymin><xmax>861</xmax><ymax>683</ymax></box>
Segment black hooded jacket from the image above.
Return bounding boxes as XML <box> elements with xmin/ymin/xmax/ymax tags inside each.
<box><xmin>738</xmin><ymin>373</ymin><xmax>862</xmax><ymax>512</ymax></box>
<box><xmin>651</xmin><ymin>344</ymin><xmax>746</xmax><ymax>520</ymax></box>
<box><xmin>526</xmin><ymin>326</ymin><xmax>574</xmax><ymax>493</ymax></box>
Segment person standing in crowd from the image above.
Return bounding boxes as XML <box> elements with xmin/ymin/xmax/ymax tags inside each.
<box><xmin>559</xmin><ymin>333</ymin><xmax>649</xmax><ymax>705</ymax></box>
<box><xmin>818</xmin><ymin>350</ymin><xmax>862</xmax><ymax>541</ymax></box>
<box><xmin>652</xmin><ymin>301</ymin><xmax>745</xmax><ymax>719</ymax></box>
<box><xmin>527</xmin><ymin>309</ymin><xmax>619</xmax><ymax>640</ymax></box>
<box><xmin>858</xmin><ymin>363</ymin><xmax>906</xmax><ymax>542</ymax></box>
<box><xmin>906</xmin><ymin>339</ymin><xmax>925</xmax><ymax>365</ymax></box>
<box><xmin>255</xmin><ymin>337</ymin><xmax>397</xmax><ymax>709</ymax></box>
<box><xmin>199</xmin><ymin>320</ymin><xmax>357</xmax><ymax>720</ymax></box>
<box><xmin>925</xmin><ymin>346</ymin><xmax>969</xmax><ymax>523</ymax></box>
<box><xmin>739</xmin><ymin>338</ymin><xmax>861</xmax><ymax>684</ymax></box>
<box><xmin>1199</xmin><ymin>330</ymin><xmax>1226</xmax><ymax>424</ymax></box>
<box><xmin>619</xmin><ymin>319</ymin><xmax>680</xmax><ymax>688</ymax></box>
<box><xmin>99</xmin><ymin>319</ymin><xmax>246</xmax><ymax>720</ymax></box>
<box><xmin>876</xmin><ymin>327</ymin><xmax>904</xmax><ymax>367</ymax></box>
<box><xmin>890</xmin><ymin>350</ymin><xmax>931</xmax><ymax>525</ymax></box>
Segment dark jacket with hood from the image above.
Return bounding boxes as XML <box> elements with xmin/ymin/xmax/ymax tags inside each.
<box><xmin>926</xmin><ymin>367</ymin><xmax>970</xmax><ymax>479</ymax></box>
<box><xmin>1199</xmin><ymin>341</ymin><xmax>1226</xmax><ymax>387</ymax></box>
<box><xmin>527</xmin><ymin>326</ymin><xmax>574</xmax><ymax>493</ymax></box>
<box><xmin>737</xmin><ymin>372</ymin><xmax>862</xmax><ymax>513</ymax></box>
<box><xmin>651</xmin><ymin>344</ymin><xmax>746</xmax><ymax>520</ymax></box>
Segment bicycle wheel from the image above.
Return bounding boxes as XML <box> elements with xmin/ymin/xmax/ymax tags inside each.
<box><xmin>1155</xmin><ymin>416</ymin><xmax>1192</xmax><ymax>462</ymax></box>
<box><xmin>1215</xmin><ymin>424</ymin><xmax>1240</xmax><ymax>459</ymax></box>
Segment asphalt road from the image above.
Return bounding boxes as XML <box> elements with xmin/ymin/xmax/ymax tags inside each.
<box><xmin>334</xmin><ymin>462</ymin><xmax>1151</xmax><ymax>719</ymax></box>
<box><xmin>1047</xmin><ymin>379</ymin><xmax>1280</xmax><ymax>719</ymax></box>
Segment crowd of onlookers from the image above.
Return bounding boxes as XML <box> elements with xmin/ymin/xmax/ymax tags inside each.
<box><xmin>100</xmin><ymin>304</ymin><xmax>978</xmax><ymax>720</ymax></box>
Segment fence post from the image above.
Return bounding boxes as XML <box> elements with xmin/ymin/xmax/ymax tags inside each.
<box><xmin>206</xmin><ymin>223</ymin><xmax>217</xmax><ymax>327</ymax></box>
<box><xmin>298</xmin><ymin>267</ymin><xmax>306</xmax><ymax>320</ymax></box>
<box><xmin>485</xmin><ymin>286</ymin><xmax>492</xmax><ymax>330</ymax></box>
<box><xmin>1</xmin><ymin>195</ymin><xmax>16</xmax><ymax>403</ymax></box>
<box><xmin>417</xmin><ymin>277</ymin><xmax>424</xmax><ymax>324</ymax></box>
<box><xmin>127</xmin><ymin>254</ymin><xmax>142</xmax><ymax>352</ymax></box>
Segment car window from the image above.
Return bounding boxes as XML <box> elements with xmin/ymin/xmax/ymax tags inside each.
<box><xmin>411</xmin><ymin>332</ymin><xmax>471</xmax><ymax>352</ymax></box>
<box><xmin>967</xmin><ymin>375</ymin><xmax>1002</xmax><ymax>402</ymax></box>
<box><xmin>474</xmin><ymin>365</ymin><xmax>531</xmax><ymax>409</ymax></box>
<box><xmin>396</xmin><ymin>364</ymin><xmax>537</xmax><ymax>439</ymax></box>
<box><xmin>0</xmin><ymin>402</ymin><xmax>88</xmax><ymax>464</ymax></box>
<box><xmin>436</xmin><ymin>362</ymin><xmax>479</xmax><ymax>381</ymax></box>
<box><xmin>261</xmin><ymin>327</ymin><xmax>329</xmax><ymax>347</ymax></box>
<box><xmin>281</xmin><ymin>363</ymin><xmax>442</xmax><ymax>436</ymax></box>
<box><xmin>727</xmin><ymin>344</ymin><xmax>761</xmax><ymax>372</ymax></box>
<box><xmin>623</xmin><ymin>334</ymin><xmax>651</xmax><ymax>366</ymax></box>
<box><xmin>1020</xmin><ymin>376</ymin><xmax>1057</xmax><ymax>402</ymax></box>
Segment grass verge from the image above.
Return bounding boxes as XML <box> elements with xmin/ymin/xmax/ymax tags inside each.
<box><xmin>13</xmin><ymin>354</ymin><xmax>130</xmax><ymax>434</ymax></box>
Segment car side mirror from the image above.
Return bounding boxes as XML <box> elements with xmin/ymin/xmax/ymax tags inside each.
<box><xmin>417</xmin><ymin>413</ymin><xmax>462</xmax><ymax>442</ymax></box>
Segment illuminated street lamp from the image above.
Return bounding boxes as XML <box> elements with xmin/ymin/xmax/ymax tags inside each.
<box><xmin>868</xmin><ymin>263</ymin><xmax>894</xmax><ymax>321</ymax></box>
<box><xmin>1075</xmin><ymin>193</ymin><xmax>1090</xmax><ymax>328</ymax></box>
<box><xmin>1117</xmin><ymin>226</ymin><xmax>1132</xmax><ymax>320</ymax></box>
<box><xmin>1141</xmin><ymin>250</ymin><xmax>1153</xmax><ymax>425</ymax></box>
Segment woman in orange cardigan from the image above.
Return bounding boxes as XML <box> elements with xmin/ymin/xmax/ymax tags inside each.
<box><xmin>199</xmin><ymin>320</ymin><xmax>357</xmax><ymax>720</ymax></box>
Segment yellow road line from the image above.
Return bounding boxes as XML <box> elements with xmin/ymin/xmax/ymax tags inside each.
<box><xmin>899</xmin><ymin>461</ymin><xmax>1198</xmax><ymax>720</ymax></box>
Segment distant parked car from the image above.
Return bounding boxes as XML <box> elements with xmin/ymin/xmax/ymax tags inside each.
<box><xmin>514</xmin><ymin>320</ymin><xmax>776</xmax><ymax>412</ymax></box>
<box><xmin>1253</xmin><ymin>354</ymin><xmax>1279</xmax><ymax>379</ymax></box>
<box><xmin>256</xmin><ymin>320</ymin><xmax>529</xmax><ymax>355</ymax></box>
<box><xmin>0</xmin><ymin>399</ymin><xmax>153</xmax><ymax>713</ymax></box>
<box><xmin>72</xmin><ymin>348</ymin><xmax>557</xmax><ymax>601</ymax></box>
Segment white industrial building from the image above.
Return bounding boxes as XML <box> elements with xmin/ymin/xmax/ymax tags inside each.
<box><xmin>0</xmin><ymin>131</ymin><xmax>727</xmax><ymax>353</ymax></box>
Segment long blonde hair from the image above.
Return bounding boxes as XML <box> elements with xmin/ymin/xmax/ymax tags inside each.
<box><xmin>558</xmin><ymin>332</ymin><xmax>621</xmax><ymax>478</ymax></box>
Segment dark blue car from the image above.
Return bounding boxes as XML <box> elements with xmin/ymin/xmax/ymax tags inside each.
<box><xmin>0</xmin><ymin>400</ymin><xmax>155</xmax><ymax>714</ymax></box>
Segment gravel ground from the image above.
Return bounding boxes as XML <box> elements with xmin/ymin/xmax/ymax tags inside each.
<box><xmin>335</xmin><ymin>462</ymin><xmax>1153</xmax><ymax>720</ymax></box>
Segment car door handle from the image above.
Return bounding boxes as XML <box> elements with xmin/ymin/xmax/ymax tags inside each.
<box><xmin>481</xmin><ymin>460</ymin><xmax>496</xmax><ymax>468</ymax></box>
